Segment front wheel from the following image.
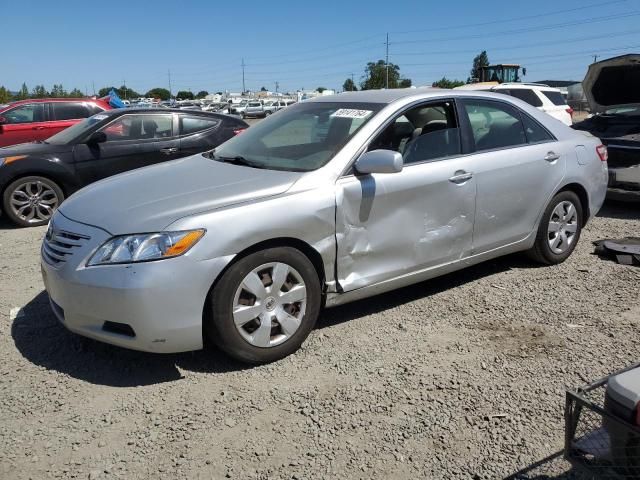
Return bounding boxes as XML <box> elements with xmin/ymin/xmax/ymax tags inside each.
<box><xmin>2</xmin><ymin>176</ymin><xmax>64</xmax><ymax>227</ymax></box>
<box><xmin>527</xmin><ymin>191</ymin><xmax>583</xmax><ymax>264</ymax></box>
<box><xmin>206</xmin><ymin>247</ymin><xmax>322</xmax><ymax>364</ymax></box>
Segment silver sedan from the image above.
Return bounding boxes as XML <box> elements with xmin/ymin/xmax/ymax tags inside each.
<box><xmin>41</xmin><ymin>88</ymin><xmax>608</xmax><ymax>363</ymax></box>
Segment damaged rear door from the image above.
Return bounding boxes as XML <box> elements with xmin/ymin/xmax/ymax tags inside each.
<box><xmin>334</xmin><ymin>99</ymin><xmax>476</xmax><ymax>292</ymax></box>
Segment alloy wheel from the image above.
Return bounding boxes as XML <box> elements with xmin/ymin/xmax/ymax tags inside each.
<box><xmin>9</xmin><ymin>180</ymin><xmax>60</xmax><ymax>224</ymax></box>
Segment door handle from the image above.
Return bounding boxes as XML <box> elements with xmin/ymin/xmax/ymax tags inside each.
<box><xmin>544</xmin><ymin>151</ymin><xmax>560</xmax><ymax>162</ymax></box>
<box><xmin>449</xmin><ymin>171</ymin><xmax>473</xmax><ymax>184</ymax></box>
<box><xmin>160</xmin><ymin>147</ymin><xmax>178</xmax><ymax>154</ymax></box>
<box><xmin>32</xmin><ymin>126</ymin><xmax>45</xmax><ymax>130</ymax></box>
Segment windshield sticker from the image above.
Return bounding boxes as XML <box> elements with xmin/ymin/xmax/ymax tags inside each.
<box><xmin>92</xmin><ymin>114</ymin><xmax>108</xmax><ymax>121</ymax></box>
<box><xmin>330</xmin><ymin>109</ymin><xmax>373</xmax><ymax>119</ymax></box>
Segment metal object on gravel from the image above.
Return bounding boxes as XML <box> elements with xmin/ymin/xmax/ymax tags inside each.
<box><xmin>593</xmin><ymin>238</ymin><xmax>640</xmax><ymax>266</ymax></box>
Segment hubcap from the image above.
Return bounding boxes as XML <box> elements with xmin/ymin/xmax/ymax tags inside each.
<box><xmin>547</xmin><ymin>200</ymin><xmax>578</xmax><ymax>254</ymax></box>
<box><xmin>232</xmin><ymin>262</ymin><xmax>307</xmax><ymax>348</ymax></box>
<box><xmin>9</xmin><ymin>181</ymin><xmax>59</xmax><ymax>223</ymax></box>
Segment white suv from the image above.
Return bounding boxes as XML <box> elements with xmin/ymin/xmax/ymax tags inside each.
<box><xmin>455</xmin><ymin>83</ymin><xmax>573</xmax><ymax>126</ymax></box>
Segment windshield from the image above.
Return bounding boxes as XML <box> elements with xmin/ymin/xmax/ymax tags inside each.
<box><xmin>46</xmin><ymin>113</ymin><xmax>111</xmax><ymax>145</ymax></box>
<box><xmin>604</xmin><ymin>106</ymin><xmax>640</xmax><ymax>116</ymax></box>
<box><xmin>211</xmin><ymin>101</ymin><xmax>383</xmax><ymax>172</ymax></box>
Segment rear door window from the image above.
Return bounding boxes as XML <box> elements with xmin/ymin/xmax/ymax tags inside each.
<box><xmin>180</xmin><ymin>116</ymin><xmax>220</xmax><ymax>135</ymax></box>
<box><xmin>52</xmin><ymin>102</ymin><xmax>92</xmax><ymax>120</ymax></box>
<box><xmin>539</xmin><ymin>90</ymin><xmax>566</xmax><ymax>106</ymax></box>
<box><xmin>520</xmin><ymin>113</ymin><xmax>555</xmax><ymax>144</ymax></box>
<box><xmin>462</xmin><ymin>99</ymin><xmax>527</xmax><ymax>151</ymax></box>
<box><xmin>100</xmin><ymin>114</ymin><xmax>173</xmax><ymax>141</ymax></box>
<box><xmin>503</xmin><ymin>89</ymin><xmax>543</xmax><ymax>107</ymax></box>
<box><xmin>4</xmin><ymin>104</ymin><xmax>45</xmax><ymax>124</ymax></box>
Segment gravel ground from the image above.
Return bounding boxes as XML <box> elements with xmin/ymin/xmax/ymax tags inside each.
<box><xmin>0</xmin><ymin>200</ymin><xmax>638</xmax><ymax>480</ymax></box>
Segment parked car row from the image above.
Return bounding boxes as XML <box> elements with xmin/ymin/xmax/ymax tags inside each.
<box><xmin>0</xmin><ymin>109</ymin><xmax>247</xmax><ymax>226</ymax></box>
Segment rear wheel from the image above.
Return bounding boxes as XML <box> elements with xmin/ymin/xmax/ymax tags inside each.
<box><xmin>2</xmin><ymin>176</ymin><xmax>64</xmax><ymax>227</ymax></box>
<box><xmin>527</xmin><ymin>191</ymin><xmax>583</xmax><ymax>264</ymax></box>
<box><xmin>206</xmin><ymin>247</ymin><xmax>321</xmax><ymax>364</ymax></box>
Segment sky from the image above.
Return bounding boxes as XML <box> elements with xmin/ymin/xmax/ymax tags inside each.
<box><xmin>3</xmin><ymin>0</ymin><xmax>640</xmax><ymax>96</ymax></box>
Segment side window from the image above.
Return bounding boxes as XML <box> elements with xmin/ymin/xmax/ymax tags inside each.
<box><xmin>462</xmin><ymin>100</ymin><xmax>527</xmax><ymax>152</ymax></box>
<box><xmin>539</xmin><ymin>90</ymin><xmax>566</xmax><ymax>106</ymax></box>
<box><xmin>521</xmin><ymin>113</ymin><xmax>555</xmax><ymax>144</ymax></box>
<box><xmin>180</xmin><ymin>116</ymin><xmax>220</xmax><ymax>135</ymax></box>
<box><xmin>52</xmin><ymin>102</ymin><xmax>92</xmax><ymax>120</ymax></box>
<box><xmin>4</xmin><ymin>104</ymin><xmax>45</xmax><ymax>124</ymax></box>
<box><xmin>87</xmin><ymin>104</ymin><xmax>105</xmax><ymax>115</ymax></box>
<box><xmin>368</xmin><ymin>101</ymin><xmax>461</xmax><ymax>164</ymax></box>
<box><xmin>99</xmin><ymin>114</ymin><xmax>173</xmax><ymax>141</ymax></box>
<box><xmin>504</xmin><ymin>89</ymin><xmax>543</xmax><ymax>107</ymax></box>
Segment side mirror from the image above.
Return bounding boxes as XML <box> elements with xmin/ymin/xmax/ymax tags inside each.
<box><xmin>87</xmin><ymin>131</ymin><xmax>107</xmax><ymax>144</ymax></box>
<box><xmin>355</xmin><ymin>149</ymin><xmax>403</xmax><ymax>175</ymax></box>
<box><xmin>0</xmin><ymin>116</ymin><xmax>7</xmax><ymax>125</ymax></box>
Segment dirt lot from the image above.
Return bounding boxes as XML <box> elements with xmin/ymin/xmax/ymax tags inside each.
<box><xmin>1</xmin><ymin>201</ymin><xmax>639</xmax><ymax>480</ymax></box>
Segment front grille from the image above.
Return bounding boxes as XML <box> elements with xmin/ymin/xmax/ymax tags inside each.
<box><xmin>42</xmin><ymin>226</ymin><xmax>90</xmax><ymax>266</ymax></box>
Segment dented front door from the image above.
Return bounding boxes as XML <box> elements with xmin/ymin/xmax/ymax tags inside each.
<box><xmin>335</xmin><ymin>158</ymin><xmax>477</xmax><ymax>292</ymax></box>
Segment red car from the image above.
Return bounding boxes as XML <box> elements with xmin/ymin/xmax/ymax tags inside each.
<box><xmin>0</xmin><ymin>98</ymin><xmax>111</xmax><ymax>148</ymax></box>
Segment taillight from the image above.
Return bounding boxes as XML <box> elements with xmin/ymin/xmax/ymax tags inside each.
<box><xmin>233</xmin><ymin>128</ymin><xmax>246</xmax><ymax>136</ymax></box>
<box><xmin>596</xmin><ymin>144</ymin><xmax>608</xmax><ymax>162</ymax></box>
<box><xmin>566</xmin><ymin>107</ymin><xmax>574</xmax><ymax>117</ymax></box>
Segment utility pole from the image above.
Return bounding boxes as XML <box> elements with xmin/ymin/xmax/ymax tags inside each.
<box><xmin>351</xmin><ymin>73</ymin><xmax>355</xmax><ymax>91</ymax></box>
<box><xmin>275</xmin><ymin>81</ymin><xmax>279</xmax><ymax>93</ymax></box>
<box><xmin>385</xmin><ymin>33</ymin><xmax>390</xmax><ymax>89</ymax></box>
<box><xmin>593</xmin><ymin>54</ymin><xmax>599</xmax><ymax>63</ymax></box>
<box><xmin>241</xmin><ymin>58</ymin><xmax>246</xmax><ymax>94</ymax></box>
<box><xmin>92</xmin><ymin>81</ymin><xmax>95</xmax><ymax>96</ymax></box>
<box><xmin>168</xmin><ymin>69</ymin><xmax>172</xmax><ymax>100</ymax></box>
<box><xmin>123</xmin><ymin>79</ymin><xmax>127</xmax><ymax>100</ymax></box>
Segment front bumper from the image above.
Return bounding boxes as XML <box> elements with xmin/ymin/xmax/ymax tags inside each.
<box><xmin>40</xmin><ymin>212</ymin><xmax>231</xmax><ymax>353</ymax></box>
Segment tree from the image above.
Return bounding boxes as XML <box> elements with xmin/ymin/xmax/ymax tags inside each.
<box><xmin>51</xmin><ymin>84</ymin><xmax>67</xmax><ymax>98</ymax></box>
<box><xmin>260</xmin><ymin>86</ymin><xmax>267</xmax><ymax>92</ymax></box>
<box><xmin>342</xmin><ymin>78</ymin><xmax>357</xmax><ymax>91</ymax></box>
<box><xmin>17</xmin><ymin>83</ymin><xmax>29</xmax><ymax>100</ymax></box>
<box><xmin>468</xmin><ymin>50</ymin><xmax>489</xmax><ymax>83</ymax></box>
<box><xmin>196</xmin><ymin>90</ymin><xmax>209</xmax><ymax>98</ymax></box>
<box><xmin>68</xmin><ymin>88</ymin><xmax>85</xmax><ymax>97</ymax></box>
<box><xmin>316</xmin><ymin>87</ymin><xmax>327</xmax><ymax>93</ymax></box>
<box><xmin>0</xmin><ymin>86</ymin><xmax>11</xmax><ymax>103</ymax></box>
<box><xmin>31</xmin><ymin>85</ymin><xmax>48</xmax><ymax>98</ymax></box>
<box><xmin>145</xmin><ymin>88</ymin><xmax>171</xmax><ymax>100</ymax></box>
<box><xmin>360</xmin><ymin>60</ymin><xmax>411</xmax><ymax>90</ymax></box>
<box><xmin>431</xmin><ymin>77</ymin><xmax>465</xmax><ymax>89</ymax></box>
<box><xmin>98</xmin><ymin>86</ymin><xmax>114</xmax><ymax>97</ymax></box>
<box><xmin>176</xmin><ymin>90</ymin><xmax>194</xmax><ymax>100</ymax></box>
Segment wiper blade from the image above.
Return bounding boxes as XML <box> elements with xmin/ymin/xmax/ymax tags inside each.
<box><xmin>215</xmin><ymin>155</ymin><xmax>265</xmax><ymax>169</ymax></box>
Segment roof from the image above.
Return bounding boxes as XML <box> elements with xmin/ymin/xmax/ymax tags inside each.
<box><xmin>534</xmin><ymin>80</ymin><xmax>581</xmax><ymax>88</ymax></box>
<box><xmin>310</xmin><ymin>87</ymin><xmax>440</xmax><ymax>104</ymax></box>
<box><xmin>5</xmin><ymin>98</ymin><xmax>106</xmax><ymax>105</ymax></box>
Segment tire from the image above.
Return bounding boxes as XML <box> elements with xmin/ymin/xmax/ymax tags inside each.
<box><xmin>265</xmin><ymin>111</ymin><xmax>271</xmax><ymax>116</ymax></box>
<box><xmin>2</xmin><ymin>175</ymin><xmax>64</xmax><ymax>227</ymax></box>
<box><xmin>206</xmin><ymin>247</ymin><xmax>322</xmax><ymax>364</ymax></box>
<box><xmin>527</xmin><ymin>190</ymin><xmax>583</xmax><ymax>265</ymax></box>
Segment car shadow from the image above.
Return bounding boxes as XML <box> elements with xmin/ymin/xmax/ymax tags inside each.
<box><xmin>596</xmin><ymin>199</ymin><xmax>640</xmax><ymax>221</ymax></box>
<box><xmin>0</xmin><ymin>216</ymin><xmax>18</xmax><ymax>231</ymax></box>
<box><xmin>11</xmin><ymin>291</ymin><xmax>250</xmax><ymax>387</ymax></box>
<box><xmin>12</xmin><ymin>252</ymin><xmax>538</xmax><ymax>387</ymax></box>
<box><xmin>504</xmin><ymin>451</ymin><xmax>585</xmax><ymax>479</ymax></box>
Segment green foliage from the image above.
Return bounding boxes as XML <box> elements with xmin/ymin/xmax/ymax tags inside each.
<box><xmin>342</xmin><ymin>78</ymin><xmax>357</xmax><ymax>91</ymax></box>
<box><xmin>176</xmin><ymin>90</ymin><xmax>194</xmax><ymax>100</ymax></box>
<box><xmin>316</xmin><ymin>87</ymin><xmax>327</xmax><ymax>93</ymax></box>
<box><xmin>196</xmin><ymin>90</ymin><xmax>209</xmax><ymax>98</ymax></box>
<box><xmin>50</xmin><ymin>84</ymin><xmax>67</xmax><ymax>98</ymax></box>
<box><xmin>360</xmin><ymin>60</ymin><xmax>411</xmax><ymax>90</ymax></box>
<box><xmin>17</xmin><ymin>83</ymin><xmax>29</xmax><ymax>100</ymax></box>
<box><xmin>469</xmin><ymin>50</ymin><xmax>490</xmax><ymax>83</ymax></box>
<box><xmin>0</xmin><ymin>86</ymin><xmax>11</xmax><ymax>103</ymax></box>
<box><xmin>98</xmin><ymin>87</ymin><xmax>114</xmax><ymax>97</ymax></box>
<box><xmin>31</xmin><ymin>85</ymin><xmax>48</xmax><ymax>98</ymax></box>
<box><xmin>431</xmin><ymin>77</ymin><xmax>465</xmax><ymax>89</ymax></box>
<box><xmin>260</xmin><ymin>86</ymin><xmax>267</xmax><ymax>92</ymax></box>
<box><xmin>68</xmin><ymin>88</ymin><xmax>85</xmax><ymax>97</ymax></box>
<box><xmin>146</xmin><ymin>88</ymin><xmax>171</xmax><ymax>100</ymax></box>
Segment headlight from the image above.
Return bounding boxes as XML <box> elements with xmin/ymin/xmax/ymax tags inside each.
<box><xmin>87</xmin><ymin>229</ymin><xmax>205</xmax><ymax>266</ymax></box>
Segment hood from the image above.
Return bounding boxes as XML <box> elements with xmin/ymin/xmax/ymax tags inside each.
<box><xmin>59</xmin><ymin>154</ymin><xmax>302</xmax><ymax>235</ymax></box>
<box><xmin>0</xmin><ymin>141</ymin><xmax>72</xmax><ymax>157</ymax></box>
<box><xmin>583</xmin><ymin>54</ymin><xmax>640</xmax><ymax>113</ymax></box>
